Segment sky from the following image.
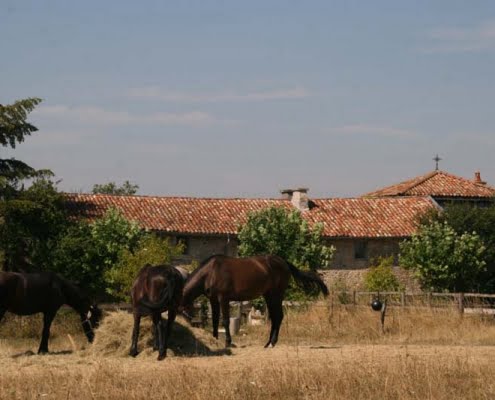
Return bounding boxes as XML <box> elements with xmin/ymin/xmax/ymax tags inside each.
<box><xmin>2</xmin><ymin>1</ymin><xmax>495</xmax><ymax>198</ymax></box>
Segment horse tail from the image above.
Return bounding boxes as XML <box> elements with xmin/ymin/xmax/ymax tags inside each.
<box><xmin>286</xmin><ymin>261</ymin><xmax>329</xmax><ymax>297</ymax></box>
<box><xmin>139</xmin><ymin>279</ymin><xmax>176</xmax><ymax>310</ymax></box>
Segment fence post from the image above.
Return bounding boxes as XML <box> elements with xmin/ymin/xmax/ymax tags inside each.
<box><xmin>400</xmin><ymin>291</ymin><xmax>406</xmax><ymax>307</ymax></box>
<box><xmin>427</xmin><ymin>292</ymin><xmax>432</xmax><ymax>308</ymax></box>
<box><xmin>457</xmin><ymin>293</ymin><xmax>465</xmax><ymax>315</ymax></box>
<box><xmin>352</xmin><ymin>290</ymin><xmax>357</xmax><ymax>306</ymax></box>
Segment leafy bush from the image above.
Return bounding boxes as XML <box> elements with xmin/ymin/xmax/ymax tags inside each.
<box><xmin>238</xmin><ymin>206</ymin><xmax>335</xmax><ymax>301</ymax></box>
<box><xmin>51</xmin><ymin>207</ymin><xmax>144</xmax><ymax>298</ymax></box>
<box><xmin>400</xmin><ymin>221</ymin><xmax>486</xmax><ymax>292</ymax></box>
<box><xmin>104</xmin><ymin>234</ymin><xmax>184</xmax><ymax>301</ymax></box>
<box><xmin>363</xmin><ymin>256</ymin><xmax>402</xmax><ymax>292</ymax></box>
<box><xmin>420</xmin><ymin>203</ymin><xmax>495</xmax><ymax>292</ymax></box>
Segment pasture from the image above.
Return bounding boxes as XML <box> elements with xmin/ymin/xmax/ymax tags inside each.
<box><xmin>1</xmin><ymin>304</ymin><xmax>495</xmax><ymax>399</ymax></box>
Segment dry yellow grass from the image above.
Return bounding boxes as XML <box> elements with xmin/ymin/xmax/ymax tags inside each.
<box><xmin>1</xmin><ymin>304</ymin><xmax>495</xmax><ymax>399</ymax></box>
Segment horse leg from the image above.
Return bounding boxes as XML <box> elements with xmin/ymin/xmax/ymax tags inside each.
<box><xmin>159</xmin><ymin>309</ymin><xmax>176</xmax><ymax>361</ymax></box>
<box><xmin>152</xmin><ymin>312</ymin><xmax>166</xmax><ymax>360</ymax></box>
<box><xmin>220</xmin><ymin>298</ymin><xmax>232</xmax><ymax>347</ymax></box>
<box><xmin>152</xmin><ymin>316</ymin><xmax>160</xmax><ymax>351</ymax></box>
<box><xmin>268</xmin><ymin>298</ymin><xmax>284</xmax><ymax>347</ymax></box>
<box><xmin>211</xmin><ymin>298</ymin><xmax>220</xmax><ymax>339</ymax></box>
<box><xmin>38</xmin><ymin>311</ymin><xmax>56</xmax><ymax>354</ymax></box>
<box><xmin>263</xmin><ymin>295</ymin><xmax>276</xmax><ymax>348</ymax></box>
<box><xmin>129</xmin><ymin>313</ymin><xmax>141</xmax><ymax>357</ymax></box>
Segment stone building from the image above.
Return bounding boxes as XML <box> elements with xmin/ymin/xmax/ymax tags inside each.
<box><xmin>64</xmin><ymin>169</ymin><xmax>493</xmax><ymax>290</ymax></box>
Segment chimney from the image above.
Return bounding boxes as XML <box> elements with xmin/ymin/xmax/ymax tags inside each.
<box><xmin>474</xmin><ymin>171</ymin><xmax>487</xmax><ymax>185</ymax></box>
<box><xmin>281</xmin><ymin>188</ymin><xmax>310</xmax><ymax>211</ymax></box>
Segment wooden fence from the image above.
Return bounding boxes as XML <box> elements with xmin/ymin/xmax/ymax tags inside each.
<box><xmin>97</xmin><ymin>291</ymin><xmax>495</xmax><ymax>323</ymax></box>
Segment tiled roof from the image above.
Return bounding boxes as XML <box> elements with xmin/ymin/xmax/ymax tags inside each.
<box><xmin>64</xmin><ymin>193</ymin><xmax>437</xmax><ymax>238</ymax></box>
<box><xmin>308</xmin><ymin>197</ymin><xmax>436</xmax><ymax>238</ymax></box>
<box><xmin>364</xmin><ymin>170</ymin><xmax>495</xmax><ymax>199</ymax></box>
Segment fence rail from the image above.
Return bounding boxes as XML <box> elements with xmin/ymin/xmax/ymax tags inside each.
<box><xmin>95</xmin><ymin>291</ymin><xmax>495</xmax><ymax>318</ymax></box>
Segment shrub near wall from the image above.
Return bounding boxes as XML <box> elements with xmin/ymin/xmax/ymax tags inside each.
<box><xmin>364</xmin><ymin>256</ymin><xmax>402</xmax><ymax>292</ymax></box>
<box><xmin>104</xmin><ymin>235</ymin><xmax>184</xmax><ymax>301</ymax></box>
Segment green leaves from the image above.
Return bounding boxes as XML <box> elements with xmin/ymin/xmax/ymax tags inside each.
<box><xmin>0</xmin><ymin>97</ymin><xmax>42</xmax><ymax>148</ymax></box>
<box><xmin>104</xmin><ymin>235</ymin><xmax>184</xmax><ymax>301</ymax></box>
<box><xmin>238</xmin><ymin>206</ymin><xmax>334</xmax><ymax>300</ymax></box>
<box><xmin>92</xmin><ymin>181</ymin><xmax>139</xmax><ymax>195</ymax></box>
<box><xmin>400</xmin><ymin>221</ymin><xmax>486</xmax><ymax>292</ymax></box>
<box><xmin>364</xmin><ymin>256</ymin><xmax>402</xmax><ymax>292</ymax></box>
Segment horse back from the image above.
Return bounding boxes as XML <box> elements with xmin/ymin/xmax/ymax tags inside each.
<box><xmin>0</xmin><ymin>271</ymin><xmax>65</xmax><ymax>315</ymax></box>
<box><xmin>131</xmin><ymin>265</ymin><xmax>184</xmax><ymax>312</ymax></box>
<box><xmin>205</xmin><ymin>255</ymin><xmax>290</xmax><ymax>300</ymax></box>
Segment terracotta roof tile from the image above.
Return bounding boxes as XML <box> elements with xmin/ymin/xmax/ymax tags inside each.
<box><xmin>64</xmin><ymin>193</ymin><xmax>437</xmax><ymax>238</ymax></box>
<box><xmin>364</xmin><ymin>170</ymin><xmax>495</xmax><ymax>198</ymax></box>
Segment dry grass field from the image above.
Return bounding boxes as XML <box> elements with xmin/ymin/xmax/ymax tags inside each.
<box><xmin>1</xmin><ymin>304</ymin><xmax>495</xmax><ymax>399</ymax></box>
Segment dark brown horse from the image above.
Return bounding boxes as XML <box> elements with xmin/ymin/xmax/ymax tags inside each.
<box><xmin>182</xmin><ymin>255</ymin><xmax>329</xmax><ymax>348</ymax></box>
<box><xmin>130</xmin><ymin>264</ymin><xmax>185</xmax><ymax>360</ymax></box>
<box><xmin>0</xmin><ymin>271</ymin><xmax>101</xmax><ymax>353</ymax></box>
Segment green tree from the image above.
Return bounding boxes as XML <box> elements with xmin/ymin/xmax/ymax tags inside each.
<box><xmin>363</xmin><ymin>256</ymin><xmax>402</xmax><ymax>292</ymax></box>
<box><xmin>420</xmin><ymin>203</ymin><xmax>495</xmax><ymax>292</ymax></box>
<box><xmin>0</xmin><ymin>98</ymin><xmax>44</xmax><ymax>189</ymax></box>
<box><xmin>238</xmin><ymin>206</ymin><xmax>334</xmax><ymax>300</ymax></box>
<box><xmin>400</xmin><ymin>221</ymin><xmax>486</xmax><ymax>292</ymax></box>
<box><xmin>104</xmin><ymin>235</ymin><xmax>184</xmax><ymax>301</ymax></box>
<box><xmin>0</xmin><ymin>98</ymin><xmax>66</xmax><ymax>270</ymax></box>
<box><xmin>51</xmin><ymin>207</ymin><xmax>143</xmax><ymax>297</ymax></box>
<box><xmin>92</xmin><ymin>181</ymin><xmax>139</xmax><ymax>195</ymax></box>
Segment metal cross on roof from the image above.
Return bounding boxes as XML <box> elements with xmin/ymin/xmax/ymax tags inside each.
<box><xmin>433</xmin><ymin>154</ymin><xmax>442</xmax><ymax>170</ymax></box>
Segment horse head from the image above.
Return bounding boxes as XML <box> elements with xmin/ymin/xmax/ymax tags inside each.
<box><xmin>82</xmin><ymin>304</ymin><xmax>102</xmax><ymax>343</ymax></box>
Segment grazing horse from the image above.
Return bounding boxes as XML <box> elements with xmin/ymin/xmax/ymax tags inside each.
<box><xmin>0</xmin><ymin>271</ymin><xmax>101</xmax><ymax>354</ymax></box>
<box><xmin>182</xmin><ymin>255</ymin><xmax>329</xmax><ymax>348</ymax></box>
<box><xmin>130</xmin><ymin>264</ymin><xmax>185</xmax><ymax>360</ymax></box>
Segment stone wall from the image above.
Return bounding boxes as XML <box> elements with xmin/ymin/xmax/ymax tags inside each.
<box><xmin>327</xmin><ymin>238</ymin><xmax>401</xmax><ymax>269</ymax></box>
<box><xmin>168</xmin><ymin>234</ymin><xmax>238</xmax><ymax>265</ymax></box>
<box><xmin>318</xmin><ymin>267</ymin><xmax>421</xmax><ymax>292</ymax></box>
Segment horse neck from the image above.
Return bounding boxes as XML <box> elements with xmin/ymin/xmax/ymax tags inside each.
<box><xmin>183</xmin><ymin>271</ymin><xmax>206</xmax><ymax>305</ymax></box>
<box><xmin>61</xmin><ymin>279</ymin><xmax>89</xmax><ymax>316</ymax></box>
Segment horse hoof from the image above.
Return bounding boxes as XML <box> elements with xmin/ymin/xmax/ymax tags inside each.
<box><xmin>129</xmin><ymin>350</ymin><xmax>138</xmax><ymax>358</ymax></box>
<box><xmin>157</xmin><ymin>354</ymin><xmax>166</xmax><ymax>361</ymax></box>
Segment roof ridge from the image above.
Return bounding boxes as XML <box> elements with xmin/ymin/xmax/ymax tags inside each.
<box><xmin>64</xmin><ymin>192</ymin><xmax>287</xmax><ymax>202</ymax></box>
<box><xmin>363</xmin><ymin>170</ymin><xmax>438</xmax><ymax>197</ymax></box>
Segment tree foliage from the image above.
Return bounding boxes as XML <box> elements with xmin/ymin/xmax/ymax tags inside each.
<box><xmin>400</xmin><ymin>221</ymin><xmax>486</xmax><ymax>292</ymax></box>
<box><xmin>363</xmin><ymin>256</ymin><xmax>402</xmax><ymax>292</ymax></box>
<box><xmin>0</xmin><ymin>98</ymin><xmax>44</xmax><ymax>186</ymax></box>
<box><xmin>0</xmin><ymin>98</ymin><xmax>67</xmax><ymax>270</ymax></box>
<box><xmin>51</xmin><ymin>207</ymin><xmax>144</xmax><ymax>297</ymax></box>
<box><xmin>238</xmin><ymin>206</ymin><xmax>334</xmax><ymax>300</ymax></box>
<box><xmin>104</xmin><ymin>235</ymin><xmax>184</xmax><ymax>301</ymax></box>
<box><xmin>92</xmin><ymin>181</ymin><xmax>139</xmax><ymax>195</ymax></box>
<box><xmin>420</xmin><ymin>203</ymin><xmax>495</xmax><ymax>292</ymax></box>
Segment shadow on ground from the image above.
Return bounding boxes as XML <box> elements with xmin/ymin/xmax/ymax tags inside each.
<box><xmin>144</xmin><ymin>319</ymin><xmax>232</xmax><ymax>357</ymax></box>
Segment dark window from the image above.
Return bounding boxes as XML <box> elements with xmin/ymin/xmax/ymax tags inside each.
<box><xmin>176</xmin><ymin>236</ymin><xmax>190</xmax><ymax>255</ymax></box>
<box><xmin>354</xmin><ymin>240</ymin><xmax>368</xmax><ymax>260</ymax></box>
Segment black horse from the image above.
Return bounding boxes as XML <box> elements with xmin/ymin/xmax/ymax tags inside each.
<box><xmin>182</xmin><ymin>255</ymin><xmax>329</xmax><ymax>348</ymax></box>
<box><xmin>130</xmin><ymin>264</ymin><xmax>185</xmax><ymax>360</ymax></box>
<box><xmin>0</xmin><ymin>271</ymin><xmax>101</xmax><ymax>353</ymax></box>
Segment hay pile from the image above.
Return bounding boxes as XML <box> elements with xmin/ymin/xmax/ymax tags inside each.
<box><xmin>89</xmin><ymin>311</ymin><xmax>226</xmax><ymax>358</ymax></box>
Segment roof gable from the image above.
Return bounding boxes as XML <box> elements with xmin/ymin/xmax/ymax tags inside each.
<box><xmin>364</xmin><ymin>170</ymin><xmax>495</xmax><ymax>199</ymax></box>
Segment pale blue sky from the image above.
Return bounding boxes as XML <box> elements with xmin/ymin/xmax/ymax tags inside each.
<box><xmin>2</xmin><ymin>1</ymin><xmax>495</xmax><ymax>198</ymax></box>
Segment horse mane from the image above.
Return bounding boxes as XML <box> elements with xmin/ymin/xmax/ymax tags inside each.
<box><xmin>186</xmin><ymin>254</ymin><xmax>223</xmax><ymax>283</ymax></box>
<box><xmin>57</xmin><ymin>274</ymin><xmax>90</xmax><ymax>312</ymax></box>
